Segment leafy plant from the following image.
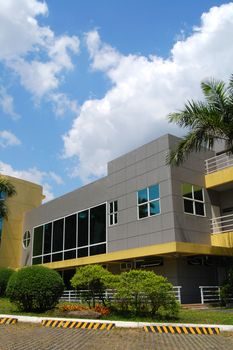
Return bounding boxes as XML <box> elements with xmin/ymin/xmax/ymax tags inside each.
<box><xmin>6</xmin><ymin>266</ymin><xmax>64</xmax><ymax>312</ymax></box>
<box><xmin>220</xmin><ymin>269</ymin><xmax>233</xmax><ymax>305</ymax></box>
<box><xmin>0</xmin><ymin>267</ymin><xmax>14</xmax><ymax>297</ymax></box>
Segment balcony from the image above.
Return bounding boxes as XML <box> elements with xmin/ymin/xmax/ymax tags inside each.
<box><xmin>210</xmin><ymin>213</ymin><xmax>233</xmax><ymax>248</ymax></box>
<box><xmin>205</xmin><ymin>153</ymin><xmax>233</xmax><ymax>189</ymax></box>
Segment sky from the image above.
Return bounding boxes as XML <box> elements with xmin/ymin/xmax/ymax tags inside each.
<box><xmin>0</xmin><ymin>0</ymin><xmax>233</xmax><ymax>201</ymax></box>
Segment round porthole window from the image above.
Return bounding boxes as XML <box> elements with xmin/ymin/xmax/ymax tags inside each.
<box><xmin>23</xmin><ymin>231</ymin><xmax>31</xmax><ymax>249</ymax></box>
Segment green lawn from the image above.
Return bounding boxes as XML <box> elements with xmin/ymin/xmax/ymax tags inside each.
<box><xmin>1</xmin><ymin>298</ymin><xmax>233</xmax><ymax>325</ymax></box>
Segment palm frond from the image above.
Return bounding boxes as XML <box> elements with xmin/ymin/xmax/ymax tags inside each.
<box><xmin>0</xmin><ymin>176</ymin><xmax>16</xmax><ymax>198</ymax></box>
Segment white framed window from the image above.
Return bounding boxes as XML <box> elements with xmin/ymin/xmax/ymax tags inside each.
<box><xmin>182</xmin><ymin>183</ymin><xmax>205</xmax><ymax>217</ymax></box>
<box><xmin>23</xmin><ymin>230</ymin><xmax>31</xmax><ymax>248</ymax></box>
<box><xmin>137</xmin><ymin>184</ymin><xmax>160</xmax><ymax>219</ymax></box>
<box><xmin>109</xmin><ymin>200</ymin><xmax>118</xmax><ymax>226</ymax></box>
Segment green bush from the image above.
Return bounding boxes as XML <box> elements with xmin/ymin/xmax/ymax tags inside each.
<box><xmin>221</xmin><ymin>269</ymin><xmax>233</xmax><ymax>305</ymax></box>
<box><xmin>0</xmin><ymin>268</ymin><xmax>14</xmax><ymax>297</ymax></box>
<box><xmin>113</xmin><ymin>270</ymin><xmax>180</xmax><ymax>318</ymax></box>
<box><xmin>71</xmin><ymin>265</ymin><xmax>115</xmax><ymax>307</ymax></box>
<box><xmin>6</xmin><ymin>266</ymin><xmax>64</xmax><ymax>312</ymax></box>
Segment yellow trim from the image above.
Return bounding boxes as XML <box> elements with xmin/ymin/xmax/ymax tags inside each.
<box><xmin>211</xmin><ymin>231</ymin><xmax>233</xmax><ymax>248</ymax></box>
<box><xmin>205</xmin><ymin>166</ymin><xmax>233</xmax><ymax>188</ymax></box>
<box><xmin>42</xmin><ymin>241</ymin><xmax>233</xmax><ymax>270</ymax></box>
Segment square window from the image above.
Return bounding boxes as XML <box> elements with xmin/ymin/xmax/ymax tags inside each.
<box><xmin>109</xmin><ymin>200</ymin><xmax>118</xmax><ymax>225</ymax></box>
<box><xmin>182</xmin><ymin>183</ymin><xmax>205</xmax><ymax>217</ymax></box>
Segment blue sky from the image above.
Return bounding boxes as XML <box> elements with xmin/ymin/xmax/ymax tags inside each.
<box><xmin>0</xmin><ymin>0</ymin><xmax>232</xmax><ymax>201</ymax></box>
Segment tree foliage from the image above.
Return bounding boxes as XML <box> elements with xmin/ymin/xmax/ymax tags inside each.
<box><xmin>70</xmin><ymin>265</ymin><xmax>115</xmax><ymax>307</ymax></box>
<box><xmin>0</xmin><ymin>176</ymin><xmax>17</xmax><ymax>219</ymax></box>
<box><xmin>167</xmin><ymin>75</ymin><xmax>233</xmax><ymax>165</ymax></box>
<box><xmin>0</xmin><ymin>267</ymin><xmax>14</xmax><ymax>297</ymax></box>
<box><xmin>220</xmin><ymin>269</ymin><xmax>233</xmax><ymax>305</ymax></box>
<box><xmin>6</xmin><ymin>266</ymin><xmax>64</xmax><ymax>312</ymax></box>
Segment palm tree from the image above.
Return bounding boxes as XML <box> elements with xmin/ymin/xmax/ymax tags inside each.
<box><xmin>0</xmin><ymin>176</ymin><xmax>16</xmax><ymax>220</ymax></box>
<box><xmin>167</xmin><ymin>74</ymin><xmax>233</xmax><ymax>165</ymax></box>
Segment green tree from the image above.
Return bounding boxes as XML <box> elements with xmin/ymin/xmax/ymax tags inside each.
<box><xmin>0</xmin><ymin>267</ymin><xmax>14</xmax><ymax>297</ymax></box>
<box><xmin>70</xmin><ymin>265</ymin><xmax>115</xmax><ymax>307</ymax></box>
<box><xmin>0</xmin><ymin>176</ymin><xmax>17</xmax><ymax>219</ymax></box>
<box><xmin>167</xmin><ymin>75</ymin><xmax>233</xmax><ymax>165</ymax></box>
<box><xmin>6</xmin><ymin>266</ymin><xmax>64</xmax><ymax>312</ymax></box>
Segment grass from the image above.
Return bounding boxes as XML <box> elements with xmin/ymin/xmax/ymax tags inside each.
<box><xmin>1</xmin><ymin>298</ymin><xmax>233</xmax><ymax>325</ymax></box>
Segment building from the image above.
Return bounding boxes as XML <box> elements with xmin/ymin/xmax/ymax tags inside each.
<box><xmin>1</xmin><ymin>134</ymin><xmax>233</xmax><ymax>302</ymax></box>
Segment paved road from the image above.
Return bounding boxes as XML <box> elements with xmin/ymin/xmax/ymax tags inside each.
<box><xmin>0</xmin><ymin>323</ymin><xmax>233</xmax><ymax>350</ymax></box>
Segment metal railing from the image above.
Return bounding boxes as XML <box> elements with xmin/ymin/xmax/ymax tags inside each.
<box><xmin>199</xmin><ymin>286</ymin><xmax>220</xmax><ymax>304</ymax></box>
<box><xmin>60</xmin><ymin>286</ymin><xmax>182</xmax><ymax>304</ymax></box>
<box><xmin>205</xmin><ymin>152</ymin><xmax>233</xmax><ymax>174</ymax></box>
<box><xmin>211</xmin><ymin>213</ymin><xmax>233</xmax><ymax>234</ymax></box>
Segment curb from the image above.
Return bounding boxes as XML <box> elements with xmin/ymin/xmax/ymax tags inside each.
<box><xmin>144</xmin><ymin>325</ymin><xmax>220</xmax><ymax>335</ymax></box>
<box><xmin>1</xmin><ymin>314</ymin><xmax>233</xmax><ymax>332</ymax></box>
<box><xmin>42</xmin><ymin>319</ymin><xmax>115</xmax><ymax>330</ymax></box>
<box><xmin>0</xmin><ymin>317</ymin><xmax>18</xmax><ymax>325</ymax></box>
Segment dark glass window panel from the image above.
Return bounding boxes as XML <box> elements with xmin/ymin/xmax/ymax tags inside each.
<box><xmin>182</xmin><ymin>183</ymin><xmax>193</xmax><ymax>198</ymax></box>
<box><xmin>52</xmin><ymin>253</ymin><xmax>63</xmax><ymax>262</ymax></box>
<box><xmin>114</xmin><ymin>200</ymin><xmax>118</xmax><ymax>211</ymax></box>
<box><xmin>138</xmin><ymin>204</ymin><xmax>148</xmax><ymax>218</ymax></box>
<box><xmin>193</xmin><ymin>185</ymin><xmax>203</xmax><ymax>201</ymax></box>
<box><xmin>110</xmin><ymin>214</ymin><xmax>113</xmax><ymax>226</ymax></box>
<box><xmin>114</xmin><ymin>213</ymin><xmax>118</xmax><ymax>224</ymax></box>
<box><xmin>64</xmin><ymin>250</ymin><xmax>76</xmax><ymax>260</ymax></box>
<box><xmin>149</xmin><ymin>184</ymin><xmax>159</xmax><ymax>200</ymax></box>
<box><xmin>65</xmin><ymin>215</ymin><xmax>76</xmax><ymax>250</ymax></box>
<box><xmin>78</xmin><ymin>247</ymin><xmax>88</xmax><ymax>258</ymax></box>
<box><xmin>43</xmin><ymin>254</ymin><xmax>51</xmax><ymax>263</ymax></box>
<box><xmin>43</xmin><ymin>223</ymin><xmax>52</xmax><ymax>254</ymax></box>
<box><xmin>138</xmin><ymin>188</ymin><xmax>148</xmax><ymax>204</ymax></box>
<box><xmin>90</xmin><ymin>244</ymin><xmax>106</xmax><ymax>256</ymax></box>
<box><xmin>32</xmin><ymin>256</ymin><xmax>42</xmax><ymax>265</ymax></box>
<box><xmin>109</xmin><ymin>202</ymin><xmax>113</xmax><ymax>213</ymax></box>
<box><xmin>184</xmin><ymin>199</ymin><xmax>194</xmax><ymax>214</ymax></box>
<box><xmin>53</xmin><ymin>219</ymin><xmax>64</xmax><ymax>252</ymax></box>
<box><xmin>78</xmin><ymin>210</ymin><xmax>88</xmax><ymax>247</ymax></box>
<box><xmin>150</xmin><ymin>200</ymin><xmax>160</xmax><ymax>216</ymax></box>
<box><xmin>195</xmin><ymin>202</ymin><xmax>205</xmax><ymax>216</ymax></box>
<box><xmin>33</xmin><ymin>226</ymin><xmax>43</xmax><ymax>256</ymax></box>
<box><xmin>90</xmin><ymin>204</ymin><xmax>106</xmax><ymax>244</ymax></box>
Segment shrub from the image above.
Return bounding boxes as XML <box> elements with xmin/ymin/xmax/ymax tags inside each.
<box><xmin>6</xmin><ymin>266</ymin><xmax>64</xmax><ymax>312</ymax></box>
<box><xmin>0</xmin><ymin>267</ymin><xmax>14</xmax><ymax>297</ymax></box>
<box><xmin>113</xmin><ymin>270</ymin><xmax>180</xmax><ymax>318</ymax></box>
<box><xmin>71</xmin><ymin>265</ymin><xmax>114</xmax><ymax>307</ymax></box>
<box><xmin>220</xmin><ymin>269</ymin><xmax>233</xmax><ymax>305</ymax></box>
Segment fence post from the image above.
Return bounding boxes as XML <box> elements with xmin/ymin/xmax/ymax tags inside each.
<box><xmin>200</xmin><ymin>287</ymin><xmax>204</xmax><ymax>304</ymax></box>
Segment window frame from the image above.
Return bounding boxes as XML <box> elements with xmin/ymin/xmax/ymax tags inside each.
<box><xmin>137</xmin><ymin>184</ymin><xmax>161</xmax><ymax>220</ymax></box>
<box><xmin>182</xmin><ymin>183</ymin><xmax>206</xmax><ymax>217</ymax></box>
<box><xmin>109</xmin><ymin>200</ymin><xmax>118</xmax><ymax>226</ymax></box>
<box><xmin>23</xmin><ymin>230</ymin><xmax>31</xmax><ymax>249</ymax></box>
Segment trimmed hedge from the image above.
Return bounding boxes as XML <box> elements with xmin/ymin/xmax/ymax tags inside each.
<box><xmin>6</xmin><ymin>266</ymin><xmax>64</xmax><ymax>312</ymax></box>
<box><xmin>0</xmin><ymin>268</ymin><xmax>14</xmax><ymax>297</ymax></box>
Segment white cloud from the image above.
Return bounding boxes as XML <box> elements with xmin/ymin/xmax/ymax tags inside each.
<box><xmin>63</xmin><ymin>3</ymin><xmax>233</xmax><ymax>182</ymax></box>
<box><xmin>49</xmin><ymin>92</ymin><xmax>79</xmax><ymax>117</ymax></box>
<box><xmin>0</xmin><ymin>130</ymin><xmax>21</xmax><ymax>148</ymax></box>
<box><xmin>0</xmin><ymin>0</ymin><xmax>79</xmax><ymax>100</ymax></box>
<box><xmin>0</xmin><ymin>86</ymin><xmax>19</xmax><ymax>119</ymax></box>
<box><xmin>0</xmin><ymin>161</ymin><xmax>63</xmax><ymax>202</ymax></box>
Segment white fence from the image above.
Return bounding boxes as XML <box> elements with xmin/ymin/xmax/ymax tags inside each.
<box><xmin>205</xmin><ymin>152</ymin><xmax>233</xmax><ymax>174</ymax></box>
<box><xmin>199</xmin><ymin>286</ymin><xmax>220</xmax><ymax>304</ymax></box>
<box><xmin>211</xmin><ymin>213</ymin><xmax>233</xmax><ymax>234</ymax></box>
<box><xmin>60</xmin><ymin>286</ymin><xmax>182</xmax><ymax>304</ymax></box>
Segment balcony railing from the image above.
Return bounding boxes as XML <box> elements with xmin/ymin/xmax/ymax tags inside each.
<box><xmin>205</xmin><ymin>152</ymin><xmax>233</xmax><ymax>174</ymax></box>
<box><xmin>211</xmin><ymin>213</ymin><xmax>233</xmax><ymax>234</ymax></box>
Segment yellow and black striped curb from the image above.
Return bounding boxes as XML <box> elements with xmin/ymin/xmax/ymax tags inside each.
<box><xmin>0</xmin><ymin>317</ymin><xmax>18</xmax><ymax>325</ymax></box>
<box><xmin>144</xmin><ymin>325</ymin><xmax>220</xmax><ymax>335</ymax></box>
<box><xmin>41</xmin><ymin>319</ymin><xmax>115</xmax><ymax>330</ymax></box>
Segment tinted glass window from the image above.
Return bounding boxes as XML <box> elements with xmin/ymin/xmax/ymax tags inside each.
<box><xmin>64</xmin><ymin>250</ymin><xmax>76</xmax><ymax>260</ymax></box>
<box><xmin>52</xmin><ymin>252</ymin><xmax>63</xmax><ymax>262</ymax></box>
<box><xmin>150</xmin><ymin>201</ymin><xmax>160</xmax><ymax>216</ymax></box>
<box><xmin>195</xmin><ymin>202</ymin><xmax>205</xmax><ymax>216</ymax></box>
<box><xmin>193</xmin><ymin>185</ymin><xmax>203</xmax><ymax>201</ymax></box>
<box><xmin>184</xmin><ymin>199</ymin><xmax>194</xmax><ymax>214</ymax></box>
<box><xmin>90</xmin><ymin>204</ymin><xmax>106</xmax><ymax>244</ymax></box>
<box><xmin>65</xmin><ymin>215</ymin><xmax>76</xmax><ymax>250</ymax></box>
<box><xmin>32</xmin><ymin>256</ymin><xmax>42</xmax><ymax>265</ymax></box>
<box><xmin>90</xmin><ymin>244</ymin><xmax>106</xmax><ymax>256</ymax></box>
<box><xmin>33</xmin><ymin>226</ymin><xmax>43</xmax><ymax>256</ymax></box>
<box><xmin>182</xmin><ymin>184</ymin><xmax>193</xmax><ymax>198</ymax></box>
<box><xmin>138</xmin><ymin>188</ymin><xmax>148</xmax><ymax>204</ymax></box>
<box><xmin>53</xmin><ymin>219</ymin><xmax>64</xmax><ymax>252</ymax></box>
<box><xmin>138</xmin><ymin>204</ymin><xmax>148</xmax><ymax>219</ymax></box>
<box><xmin>149</xmin><ymin>185</ymin><xmax>159</xmax><ymax>200</ymax></box>
<box><xmin>78</xmin><ymin>247</ymin><xmax>88</xmax><ymax>257</ymax></box>
<box><xmin>43</xmin><ymin>223</ymin><xmax>52</xmax><ymax>254</ymax></box>
<box><xmin>43</xmin><ymin>254</ymin><xmax>51</xmax><ymax>263</ymax></box>
<box><xmin>78</xmin><ymin>210</ymin><xmax>88</xmax><ymax>247</ymax></box>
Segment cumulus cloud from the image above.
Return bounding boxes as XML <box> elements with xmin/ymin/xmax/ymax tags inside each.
<box><xmin>63</xmin><ymin>3</ymin><xmax>233</xmax><ymax>182</ymax></box>
<box><xmin>0</xmin><ymin>161</ymin><xmax>63</xmax><ymax>202</ymax></box>
<box><xmin>0</xmin><ymin>87</ymin><xmax>19</xmax><ymax>119</ymax></box>
<box><xmin>0</xmin><ymin>0</ymin><xmax>79</xmax><ymax>101</ymax></box>
<box><xmin>0</xmin><ymin>130</ymin><xmax>21</xmax><ymax>148</ymax></box>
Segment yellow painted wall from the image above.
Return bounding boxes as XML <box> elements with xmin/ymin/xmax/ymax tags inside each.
<box><xmin>0</xmin><ymin>175</ymin><xmax>43</xmax><ymax>269</ymax></box>
<box><xmin>211</xmin><ymin>231</ymin><xmax>233</xmax><ymax>248</ymax></box>
<box><xmin>205</xmin><ymin>166</ymin><xmax>233</xmax><ymax>188</ymax></box>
